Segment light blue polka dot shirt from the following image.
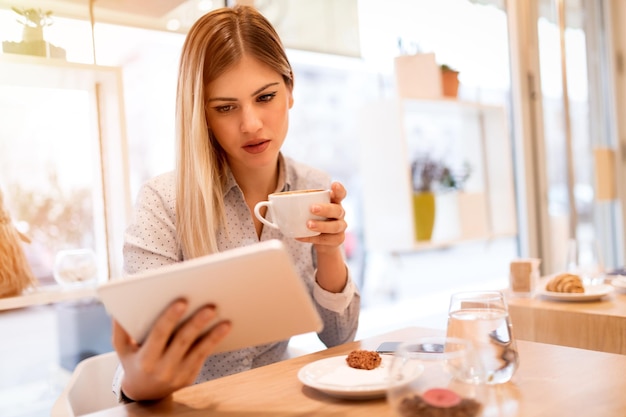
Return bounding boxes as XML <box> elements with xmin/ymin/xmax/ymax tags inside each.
<box><xmin>112</xmin><ymin>154</ymin><xmax>360</xmax><ymax>401</ymax></box>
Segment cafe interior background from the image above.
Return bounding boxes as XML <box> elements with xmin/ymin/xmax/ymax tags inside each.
<box><xmin>1</xmin><ymin>0</ymin><xmax>626</xmax><ymax>415</ymax></box>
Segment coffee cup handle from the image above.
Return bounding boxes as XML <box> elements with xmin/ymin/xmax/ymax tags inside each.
<box><xmin>253</xmin><ymin>201</ymin><xmax>279</xmax><ymax>229</ymax></box>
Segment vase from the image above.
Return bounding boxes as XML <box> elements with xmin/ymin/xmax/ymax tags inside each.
<box><xmin>412</xmin><ymin>191</ymin><xmax>436</xmax><ymax>241</ymax></box>
<box><xmin>22</xmin><ymin>26</ymin><xmax>44</xmax><ymax>43</ymax></box>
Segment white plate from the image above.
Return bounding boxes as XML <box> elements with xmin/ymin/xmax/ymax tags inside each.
<box><xmin>538</xmin><ymin>284</ymin><xmax>613</xmax><ymax>301</ymax></box>
<box><xmin>297</xmin><ymin>354</ymin><xmax>422</xmax><ymax>400</ymax></box>
<box><xmin>610</xmin><ymin>276</ymin><xmax>626</xmax><ymax>293</ymax></box>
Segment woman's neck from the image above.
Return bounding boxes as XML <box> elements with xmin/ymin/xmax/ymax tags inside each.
<box><xmin>231</xmin><ymin>160</ymin><xmax>280</xmax><ymax>201</ymax></box>
<box><xmin>230</xmin><ymin>159</ymin><xmax>281</xmax><ymax>239</ymax></box>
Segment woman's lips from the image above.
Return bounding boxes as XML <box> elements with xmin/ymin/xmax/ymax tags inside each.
<box><xmin>243</xmin><ymin>140</ymin><xmax>270</xmax><ymax>154</ymax></box>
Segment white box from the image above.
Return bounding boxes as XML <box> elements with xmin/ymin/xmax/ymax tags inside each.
<box><xmin>394</xmin><ymin>53</ymin><xmax>442</xmax><ymax>99</ymax></box>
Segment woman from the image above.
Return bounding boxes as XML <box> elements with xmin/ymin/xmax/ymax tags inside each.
<box><xmin>112</xmin><ymin>5</ymin><xmax>360</xmax><ymax>402</ymax></box>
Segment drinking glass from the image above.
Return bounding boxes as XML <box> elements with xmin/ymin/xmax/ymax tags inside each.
<box><xmin>446</xmin><ymin>290</ymin><xmax>519</xmax><ymax>384</ymax></box>
<box><xmin>53</xmin><ymin>248</ymin><xmax>98</xmax><ymax>287</ymax></box>
<box><xmin>566</xmin><ymin>238</ymin><xmax>605</xmax><ymax>285</ymax></box>
<box><xmin>387</xmin><ymin>336</ymin><xmax>484</xmax><ymax>417</ymax></box>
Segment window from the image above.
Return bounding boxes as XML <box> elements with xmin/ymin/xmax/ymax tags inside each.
<box><xmin>0</xmin><ymin>56</ymin><xmax>130</xmax><ymax>286</ymax></box>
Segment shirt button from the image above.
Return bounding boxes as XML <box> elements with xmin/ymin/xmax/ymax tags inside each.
<box><xmin>241</xmin><ymin>358</ymin><xmax>251</xmax><ymax>366</ymax></box>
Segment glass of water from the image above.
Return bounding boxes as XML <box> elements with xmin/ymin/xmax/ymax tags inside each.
<box><xmin>387</xmin><ymin>336</ymin><xmax>484</xmax><ymax>417</ymax></box>
<box><xmin>446</xmin><ymin>290</ymin><xmax>519</xmax><ymax>384</ymax></box>
<box><xmin>566</xmin><ymin>238</ymin><xmax>605</xmax><ymax>286</ymax></box>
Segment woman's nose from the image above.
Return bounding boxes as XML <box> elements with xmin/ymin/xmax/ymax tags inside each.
<box><xmin>240</xmin><ymin>105</ymin><xmax>262</xmax><ymax>133</ymax></box>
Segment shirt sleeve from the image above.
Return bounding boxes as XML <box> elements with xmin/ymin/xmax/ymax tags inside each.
<box><xmin>111</xmin><ymin>364</ymin><xmax>132</xmax><ymax>403</ymax></box>
<box><xmin>312</xmin><ymin>266</ymin><xmax>357</xmax><ymax>312</ymax></box>
<box><xmin>123</xmin><ymin>175</ymin><xmax>181</xmax><ymax>274</ymax></box>
<box><xmin>312</xmin><ymin>264</ymin><xmax>361</xmax><ymax>348</ymax></box>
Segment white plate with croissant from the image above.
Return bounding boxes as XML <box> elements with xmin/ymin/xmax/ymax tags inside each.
<box><xmin>538</xmin><ymin>273</ymin><xmax>613</xmax><ymax>301</ymax></box>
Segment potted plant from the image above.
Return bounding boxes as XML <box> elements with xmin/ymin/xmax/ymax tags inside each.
<box><xmin>2</xmin><ymin>7</ymin><xmax>66</xmax><ymax>60</ymax></box>
<box><xmin>440</xmin><ymin>64</ymin><xmax>460</xmax><ymax>98</ymax></box>
<box><xmin>410</xmin><ymin>154</ymin><xmax>470</xmax><ymax>241</ymax></box>
<box><xmin>440</xmin><ymin>161</ymin><xmax>472</xmax><ymax>191</ymax></box>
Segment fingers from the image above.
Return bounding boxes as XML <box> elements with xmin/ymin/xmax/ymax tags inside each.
<box><xmin>307</xmin><ymin>216</ymin><xmax>347</xmax><ymax>235</ymax></box>
<box><xmin>141</xmin><ymin>300</ymin><xmax>189</xmax><ymax>364</ymax></box>
<box><xmin>155</xmin><ymin>320</ymin><xmax>231</xmax><ymax>395</ymax></box>
<box><xmin>162</xmin><ymin>305</ymin><xmax>220</xmax><ymax>364</ymax></box>
<box><xmin>333</xmin><ymin>204</ymin><xmax>345</xmax><ymax>221</ymax></box>
<box><xmin>329</xmin><ymin>182</ymin><xmax>347</xmax><ymax>220</ymax></box>
<box><xmin>312</xmin><ymin>182</ymin><xmax>346</xmax><ymax>221</ymax></box>
<box><xmin>311</xmin><ymin>203</ymin><xmax>344</xmax><ymax>221</ymax></box>
<box><xmin>299</xmin><ymin>220</ymin><xmax>347</xmax><ymax>251</ymax></box>
<box><xmin>308</xmin><ymin>194</ymin><xmax>347</xmax><ymax>235</ymax></box>
<box><xmin>184</xmin><ymin>321</ymin><xmax>232</xmax><ymax>368</ymax></box>
<box><xmin>115</xmin><ymin>303</ymin><xmax>230</xmax><ymax>402</ymax></box>
<box><xmin>309</xmin><ymin>182</ymin><xmax>346</xmax><ymax>223</ymax></box>
<box><xmin>330</xmin><ymin>182</ymin><xmax>347</xmax><ymax>204</ymax></box>
<box><xmin>112</xmin><ymin>320</ymin><xmax>136</xmax><ymax>356</ymax></box>
<box><xmin>304</xmin><ymin>182</ymin><xmax>347</xmax><ymax>244</ymax></box>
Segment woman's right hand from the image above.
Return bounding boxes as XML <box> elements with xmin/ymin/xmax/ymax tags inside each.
<box><xmin>112</xmin><ymin>299</ymin><xmax>231</xmax><ymax>401</ymax></box>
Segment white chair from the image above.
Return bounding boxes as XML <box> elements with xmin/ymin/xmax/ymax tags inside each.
<box><xmin>51</xmin><ymin>346</ymin><xmax>306</xmax><ymax>416</ymax></box>
<box><xmin>51</xmin><ymin>351</ymin><xmax>120</xmax><ymax>417</ymax></box>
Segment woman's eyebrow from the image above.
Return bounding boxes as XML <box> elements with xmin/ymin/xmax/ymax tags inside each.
<box><xmin>251</xmin><ymin>82</ymin><xmax>279</xmax><ymax>96</ymax></box>
<box><xmin>207</xmin><ymin>82</ymin><xmax>280</xmax><ymax>103</ymax></box>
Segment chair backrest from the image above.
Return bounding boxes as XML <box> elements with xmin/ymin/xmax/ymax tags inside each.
<box><xmin>51</xmin><ymin>351</ymin><xmax>120</xmax><ymax>417</ymax></box>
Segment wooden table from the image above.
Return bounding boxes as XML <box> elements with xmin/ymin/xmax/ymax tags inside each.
<box><xmin>82</xmin><ymin>326</ymin><xmax>626</xmax><ymax>417</ymax></box>
<box><xmin>506</xmin><ymin>281</ymin><xmax>626</xmax><ymax>354</ymax></box>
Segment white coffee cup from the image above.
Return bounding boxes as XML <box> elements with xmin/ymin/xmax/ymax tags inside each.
<box><xmin>253</xmin><ymin>189</ymin><xmax>331</xmax><ymax>238</ymax></box>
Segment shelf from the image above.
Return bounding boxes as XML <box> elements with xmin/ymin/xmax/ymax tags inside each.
<box><xmin>401</xmin><ymin>97</ymin><xmax>506</xmax><ymax>113</ymax></box>
<box><xmin>392</xmin><ymin>232</ymin><xmax>519</xmax><ymax>254</ymax></box>
<box><xmin>357</xmin><ymin>98</ymin><xmax>517</xmax><ymax>253</ymax></box>
<box><xmin>0</xmin><ymin>285</ymin><xmax>97</xmax><ymax>311</ymax></box>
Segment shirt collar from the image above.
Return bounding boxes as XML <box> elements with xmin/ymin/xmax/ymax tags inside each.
<box><xmin>276</xmin><ymin>153</ymin><xmax>291</xmax><ymax>193</ymax></box>
<box><xmin>223</xmin><ymin>152</ymin><xmax>292</xmax><ymax>196</ymax></box>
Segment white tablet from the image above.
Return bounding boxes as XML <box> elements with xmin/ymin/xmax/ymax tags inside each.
<box><xmin>97</xmin><ymin>239</ymin><xmax>323</xmax><ymax>354</ymax></box>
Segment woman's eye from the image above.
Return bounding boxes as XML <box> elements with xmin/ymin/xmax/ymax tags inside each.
<box><xmin>215</xmin><ymin>104</ymin><xmax>235</xmax><ymax>113</ymax></box>
<box><xmin>258</xmin><ymin>92</ymin><xmax>276</xmax><ymax>103</ymax></box>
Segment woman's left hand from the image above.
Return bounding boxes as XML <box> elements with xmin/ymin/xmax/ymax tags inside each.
<box><xmin>297</xmin><ymin>181</ymin><xmax>347</xmax><ymax>253</ymax></box>
<box><xmin>298</xmin><ymin>181</ymin><xmax>349</xmax><ymax>293</ymax></box>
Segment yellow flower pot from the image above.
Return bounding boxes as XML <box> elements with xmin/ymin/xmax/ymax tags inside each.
<box><xmin>412</xmin><ymin>191</ymin><xmax>436</xmax><ymax>241</ymax></box>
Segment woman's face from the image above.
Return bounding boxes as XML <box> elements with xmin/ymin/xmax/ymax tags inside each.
<box><xmin>205</xmin><ymin>54</ymin><xmax>293</xmax><ymax>173</ymax></box>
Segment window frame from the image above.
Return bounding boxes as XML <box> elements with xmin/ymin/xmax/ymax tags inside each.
<box><xmin>0</xmin><ymin>53</ymin><xmax>131</xmax><ymax>284</ymax></box>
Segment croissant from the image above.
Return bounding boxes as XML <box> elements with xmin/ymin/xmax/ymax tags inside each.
<box><xmin>546</xmin><ymin>273</ymin><xmax>585</xmax><ymax>293</ymax></box>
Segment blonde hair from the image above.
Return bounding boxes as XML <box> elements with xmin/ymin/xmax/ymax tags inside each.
<box><xmin>0</xmin><ymin>189</ymin><xmax>37</xmax><ymax>297</ymax></box>
<box><xmin>175</xmin><ymin>5</ymin><xmax>293</xmax><ymax>259</ymax></box>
